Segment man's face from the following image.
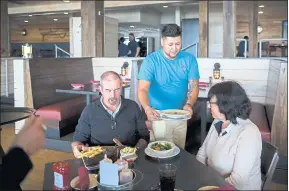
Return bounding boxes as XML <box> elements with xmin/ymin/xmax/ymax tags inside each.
<box><xmin>100</xmin><ymin>78</ymin><xmax>122</xmax><ymax>106</ymax></box>
<box><xmin>129</xmin><ymin>35</ymin><xmax>134</xmax><ymax>41</ymax></box>
<box><xmin>161</xmin><ymin>36</ymin><xmax>182</xmax><ymax>59</ymax></box>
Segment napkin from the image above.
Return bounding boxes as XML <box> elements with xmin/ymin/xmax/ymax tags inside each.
<box><xmin>71</xmin><ymin>84</ymin><xmax>85</xmax><ymax>87</ymax></box>
<box><xmin>99</xmin><ymin>161</ymin><xmax>119</xmax><ymax>186</ymax></box>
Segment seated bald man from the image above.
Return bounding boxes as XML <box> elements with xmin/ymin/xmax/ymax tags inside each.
<box><xmin>71</xmin><ymin>71</ymin><xmax>149</xmax><ymax>158</ymax></box>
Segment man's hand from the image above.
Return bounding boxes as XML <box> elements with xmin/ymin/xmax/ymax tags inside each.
<box><xmin>183</xmin><ymin>103</ymin><xmax>193</xmax><ymax>116</ymax></box>
<box><xmin>145</xmin><ymin>106</ymin><xmax>160</xmax><ymax>121</ymax></box>
<box><xmin>14</xmin><ymin>115</ymin><xmax>46</xmax><ymax>156</ymax></box>
<box><xmin>72</xmin><ymin>143</ymin><xmax>89</xmax><ymax>158</ymax></box>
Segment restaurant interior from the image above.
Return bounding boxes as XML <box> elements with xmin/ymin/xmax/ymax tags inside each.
<box><xmin>0</xmin><ymin>0</ymin><xmax>288</xmax><ymax>190</ymax></box>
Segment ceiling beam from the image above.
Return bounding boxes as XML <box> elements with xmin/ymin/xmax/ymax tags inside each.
<box><xmin>8</xmin><ymin>1</ymin><xmax>184</xmax><ymax>15</ymax></box>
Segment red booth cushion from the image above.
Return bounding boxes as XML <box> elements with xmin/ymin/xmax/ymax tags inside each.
<box><xmin>36</xmin><ymin>96</ymin><xmax>97</xmax><ymax>121</ymax></box>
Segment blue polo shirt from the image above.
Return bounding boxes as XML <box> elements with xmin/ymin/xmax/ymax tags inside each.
<box><xmin>138</xmin><ymin>49</ymin><xmax>200</xmax><ymax>110</ymax></box>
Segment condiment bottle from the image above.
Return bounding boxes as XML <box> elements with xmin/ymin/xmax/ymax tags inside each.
<box><xmin>52</xmin><ymin>161</ymin><xmax>71</xmax><ymax>190</ymax></box>
<box><xmin>100</xmin><ymin>154</ymin><xmax>112</xmax><ymax>163</ymax></box>
<box><xmin>119</xmin><ymin>167</ymin><xmax>133</xmax><ymax>185</ymax></box>
<box><xmin>114</xmin><ymin>157</ymin><xmax>128</xmax><ymax>172</ymax></box>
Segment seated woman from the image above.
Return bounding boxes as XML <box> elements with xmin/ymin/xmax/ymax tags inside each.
<box><xmin>196</xmin><ymin>81</ymin><xmax>262</xmax><ymax>190</ymax></box>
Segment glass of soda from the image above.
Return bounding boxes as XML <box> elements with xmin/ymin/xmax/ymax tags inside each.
<box><xmin>158</xmin><ymin>164</ymin><xmax>177</xmax><ymax>191</ymax></box>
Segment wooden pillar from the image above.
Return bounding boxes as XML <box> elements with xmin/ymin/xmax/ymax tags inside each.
<box><xmin>223</xmin><ymin>1</ymin><xmax>236</xmax><ymax>58</ymax></box>
<box><xmin>199</xmin><ymin>1</ymin><xmax>209</xmax><ymax>57</ymax></box>
<box><xmin>248</xmin><ymin>1</ymin><xmax>258</xmax><ymax>58</ymax></box>
<box><xmin>81</xmin><ymin>1</ymin><xmax>104</xmax><ymax>57</ymax></box>
<box><xmin>1</xmin><ymin>1</ymin><xmax>10</xmax><ymax>56</ymax></box>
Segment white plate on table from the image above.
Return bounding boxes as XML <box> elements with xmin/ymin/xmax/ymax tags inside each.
<box><xmin>145</xmin><ymin>146</ymin><xmax>180</xmax><ymax>159</ymax></box>
<box><xmin>158</xmin><ymin>109</ymin><xmax>191</xmax><ymax>121</ymax></box>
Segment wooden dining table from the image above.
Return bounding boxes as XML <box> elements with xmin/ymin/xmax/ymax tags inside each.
<box><xmin>43</xmin><ymin>146</ymin><xmax>232</xmax><ymax>190</ymax></box>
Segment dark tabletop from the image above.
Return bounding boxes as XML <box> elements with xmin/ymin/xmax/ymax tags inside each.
<box><xmin>43</xmin><ymin>147</ymin><xmax>230</xmax><ymax>190</ymax></box>
<box><xmin>56</xmin><ymin>84</ymin><xmax>130</xmax><ymax>95</ymax></box>
<box><xmin>0</xmin><ymin>106</ymin><xmax>34</xmax><ymax>125</ymax></box>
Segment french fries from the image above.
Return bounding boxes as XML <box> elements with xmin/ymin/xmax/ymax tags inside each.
<box><xmin>120</xmin><ymin>147</ymin><xmax>136</xmax><ymax>154</ymax></box>
<box><xmin>78</xmin><ymin>146</ymin><xmax>104</xmax><ymax>158</ymax></box>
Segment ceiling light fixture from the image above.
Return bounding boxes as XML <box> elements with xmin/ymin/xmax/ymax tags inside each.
<box><xmin>163</xmin><ymin>5</ymin><xmax>168</xmax><ymax>8</ymax></box>
<box><xmin>64</xmin><ymin>12</ymin><xmax>69</xmax><ymax>15</ymax></box>
<box><xmin>24</xmin><ymin>20</ymin><xmax>28</xmax><ymax>23</ymax></box>
<box><xmin>259</xmin><ymin>5</ymin><xmax>265</xmax><ymax>8</ymax></box>
<box><xmin>53</xmin><ymin>18</ymin><xmax>58</xmax><ymax>21</ymax></box>
<box><xmin>29</xmin><ymin>15</ymin><xmax>32</xmax><ymax>17</ymax></box>
<box><xmin>63</xmin><ymin>0</ymin><xmax>70</xmax><ymax>2</ymax></box>
<box><xmin>130</xmin><ymin>25</ymin><xmax>134</xmax><ymax>28</ymax></box>
<box><xmin>258</xmin><ymin>11</ymin><xmax>263</xmax><ymax>14</ymax></box>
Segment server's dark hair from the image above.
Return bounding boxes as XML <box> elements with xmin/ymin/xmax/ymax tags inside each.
<box><xmin>161</xmin><ymin>24</ymin><xmax>182</xmax><ymax>37</ymax></box>
<box><xmin>208</xmin><ymin>81</ymin><xmax>252</xmax><ymax>124</ymax></box>
<box><xmin>119</xmin><ymin>37</ymin><xmax>125</xmax><ymax>43</ymax></box>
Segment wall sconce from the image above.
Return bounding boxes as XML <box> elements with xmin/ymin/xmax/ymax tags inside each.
<box><xmin>213</xmin><ymin>63</ymin><xmax>221</xmax><ymax>79</ymax></box>
<box><xmin>121</xmin><ymin>62</ymin><xmax>129</xmax><ymax>76</ymax></box>
<box><xmin>21</xmin><ymin>29</ymin><xmax>27</xmax><ymax>36</ymax></box>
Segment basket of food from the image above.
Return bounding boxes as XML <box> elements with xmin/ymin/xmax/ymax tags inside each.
<box><xmin>147</xmin><ymin>141</ymin><xmax>175</xmax><ymax>157</ymax></box>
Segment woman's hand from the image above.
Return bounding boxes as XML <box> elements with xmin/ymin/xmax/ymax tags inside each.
<box><xmin>145</xmin><ymin>106</ymin><xmax>160</xmax><ymax>121</ymax></box>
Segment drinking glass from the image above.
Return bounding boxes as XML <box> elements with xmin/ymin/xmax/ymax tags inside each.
<box><xmin>158</xmin><ymin>164</ymin><xmax>177</xmax><ymax>191</ymax></box>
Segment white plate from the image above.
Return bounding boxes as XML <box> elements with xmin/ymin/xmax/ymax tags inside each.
<box><xmin>145</xmin><ymin>146</ymin><xmax>180</xmax><ymax>159</ymax></box>
<box><xmin>159</xmin><ymin>110</ymin><xmax>190</xmax><ymax>120</ymax></box>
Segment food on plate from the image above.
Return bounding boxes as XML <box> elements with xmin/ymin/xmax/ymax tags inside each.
<box><xmin>120</xmin><ymin>147</ymin><xmax>137</xmax><ymax>154</ymax></box>
<box><xmin>78</xmin><ymin>146</ymin><xmax>104</xmax><ymax>158</ymax></box>
<box><xmin>151</xmin><ymin>142</ymin><xmax>172</xmax><ymax>151</ymax></box>
<box><xmin>163</xmin><ymin>110</ymin><xmax>188</xmax><ymax>115</ymax></box>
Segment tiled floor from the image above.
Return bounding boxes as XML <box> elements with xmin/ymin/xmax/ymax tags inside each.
<box><xmin>1</xmin><ymin>124</ymin><xmax>288</xmax><ymax>190</ymax></box>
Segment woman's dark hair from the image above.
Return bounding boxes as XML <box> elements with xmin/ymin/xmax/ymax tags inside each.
<box><xmin>208</xmin><ymin>81</ymin><xmax>252</xmax><ymax>124</ymax></box>
<box><xmin>161</xmin><ymin>24</ymin><xmax>182</xmax><ymax>37</ymax></box>
<box><xmin>119</xmin><ymin>37</ymin><xmax>125</xmax><ymax>43</ymax></box>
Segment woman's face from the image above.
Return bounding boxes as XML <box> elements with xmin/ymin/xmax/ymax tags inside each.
<box><xmin>208</xmin><ymin>95</ymin><xmax>226</xmax><ymax>121</ymax></box>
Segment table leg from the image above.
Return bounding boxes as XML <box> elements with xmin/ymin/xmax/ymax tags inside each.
<box><xmin>86</xmin><ymin>95</ymin><xmax>92</xmax><ymax>105</ymax></box>
<box><xmin>200</xmin><ymin>100</ymin><xmax>207</xmax><ymax>144</ymax></box>
<box><xmin>0</xmin><ymin>127</ymin><xmax>4</xmax><ymax>165</ymax></box>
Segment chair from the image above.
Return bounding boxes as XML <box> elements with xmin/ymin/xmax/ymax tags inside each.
<box><xmin>261</xmin><ymin>140</ymin><xmax>279</xmax><ymax>190</ymax></box>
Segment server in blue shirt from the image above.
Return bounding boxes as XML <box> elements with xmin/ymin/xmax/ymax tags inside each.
<box><xmin>137</xmin><ymin>24</ymin><xmax>200</xmax><ymax>148</ymax></box>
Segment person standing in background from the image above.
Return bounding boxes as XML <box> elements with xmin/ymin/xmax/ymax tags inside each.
<box><xmin>137</xmin><ymin>24</ymin><xmax>200</xmax><ymax>148</ymax></box>
<box><xmin>237</xmin><ymin>36</ymin><xmax>249</xmax><ymax>57</ymax></box>
<box><xmin>128</xmin><ymin>33</ymin><xmax>140</xmax><ymax>57</ymax></box>
<box><xmin>118</xmin><ymin>37</ymin><xmax>130</xmax><ymax>57</ymax></box>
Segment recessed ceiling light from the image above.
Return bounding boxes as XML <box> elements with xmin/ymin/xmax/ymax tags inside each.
<box><xmin>259</xmin><ymin>5</ymin><xmax>265</xmax><ymax>8</ymax></box>
<box><xmin>64</xmin><ymin>12</ymin><xmax>69</xmax><ymax>15</ymax></box>
<box><xmin>53</xmin><ymin>18</ymin><xmax>58</xmax><ymax>21</ymax></box>
<box><xmin>258</xmin><ymin>11</ymin><xmax>264</xmax><ymax>14</ymax></box>
<box><xmin>130</xmin><ymin>25</ymin><xmax>134</xmax><ymax>28</ymax></box>
<box><xmin>63</xmin><ymin>0</ymin><xmax>70</xmax><ymax>2</ymax></box>
<box><xmin>24</xmin><ymin>20</ymin><xmax>28</xmax><ymax>23</ymax></box>
<box><xmin>29</xmin><ymin>15</ymin><xmax>32</xmax><ymax>17</ymax></box>
<box><xmin>163</xmin><ymin>5</ymin><xmax>168</xmax><ymax>8</ymax></box>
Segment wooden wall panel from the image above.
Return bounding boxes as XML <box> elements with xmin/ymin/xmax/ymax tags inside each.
<box><xmin>0</xmin><ymin>59</ymin><xmax>14</xmax><ymax>96</ymax></box>
<box><xmin>270</xmin><ymin>61</ymin><xmax>288</xmax><ymax>156</ymax></box>
<box><xmin>10</xmin><ymin>24</ymin><xmax>69</xmax><ymax>43</ymax></box>
<box><xmin>1</xmin><ymin>1</ymin><xmax>10</xmax><ymax>56</ymax></box>
<box><xmin>237</xmin><ymin>17</ymin><xmax>287</xmax><ymax>40</ymax></box>
<box><xmin>199</xmin><ymin>1</ymin><xmax>209</xmax><ymax>57</ymax></box>
<box><xmin>28</xmin><ymin>58</ymin><xmax>94</xmax><ymax>109</ymax></box>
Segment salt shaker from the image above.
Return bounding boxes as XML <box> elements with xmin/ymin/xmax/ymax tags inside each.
<box><xmin>114</xmin><ymin>157</ymin><xmax>128</xmax><ymax>171</ymax></box>
<box><xmin>119</xmin><ymin>167</ymin><xmax>133</xmax><ymax>185</ymax></box>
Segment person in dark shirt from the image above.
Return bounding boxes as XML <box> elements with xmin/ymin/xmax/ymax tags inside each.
<box><xmin>72</xmin><ymin>71</ymin><xmax>149</xmax><ymax>158</ymax></box>
<box><xmin>0</xmin><ymin>115</ymin><xmax>46</xmax><ymax>190</ymax></box>
<box><xmin>128</xmin><ymin>33</ymin><xmax>140</xmax><ymax>57</ymax></box>
<box><xmin>237</xmin><ymin>36</ymin><xmax>249</xmax><ymax>57</ymax></box>
<box><xmin>118</xmin><ymin>37</ymin><xmax>129</xmax><ymax>57</ymax></box>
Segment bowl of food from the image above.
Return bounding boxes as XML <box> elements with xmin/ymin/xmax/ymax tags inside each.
<box><xmin>159</xmin><ymin>109</ymin><xmax>190</xmax><ymax>120</ymax></box>
<box><xmin>147</xmin><ymin>141</ymin><xmax>175</xmax><ymax>157</ymax></box>
<box><xmin>120</xmin><ymin>147</ymin><xmax>137</xmax><ymax>157</ymax></box>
